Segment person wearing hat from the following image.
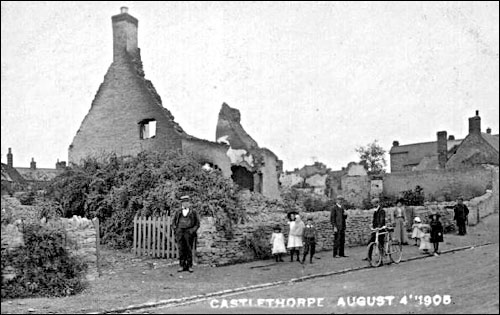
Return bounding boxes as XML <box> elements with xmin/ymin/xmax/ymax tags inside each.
<box><xmin>366</xmin><ymin>197</ymin><xmax>386</xmax><ymax>261</ymax></box>
<box><xmin>270</xmin><ymin>225</ymin><xmax>286</xmax><ymax>262</ymax></box>
<box><xmin>172</xmin><ymin>195</ymin><xmax>200</xmax><ymax>272</ymax></box>
<box><xmin>453</xmin><ymin>196</ymin><xmax>469</xmax><ymax>235</ymax></box>
<box><xmin>287</xmin><ymin>211</ymin><xmax>305</xmax><ymax>262</ymax></box>
<box><xmin>330</xmin><ymin>195</ymin><xmax>348</xmax><ymax>258</ymax></box>
<box><xmin>390</xmin><ymin>200</ymin><xmax>408</xmax><ymax>245</ymax></box>
<box><xmin>429</xmin><ymin>212</ymin><xmax>444</xmax><ymax>256</ymax></box>
<box><xmin>411</xmin><ymin>216</ymin><xmax>424</xmax><ymax>246</ymax></box>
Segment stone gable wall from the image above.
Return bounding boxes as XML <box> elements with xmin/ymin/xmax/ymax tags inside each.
<box><xmin>69</xmin><ymin>56</ymin><xmax>183</xmax><ymax>165</ymax></box>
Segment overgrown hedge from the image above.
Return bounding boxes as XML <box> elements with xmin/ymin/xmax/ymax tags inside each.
<box><xmin>46</xmin><ymin>151</ymin><xmax>244</xmax><ymax>249</ymax></box>
<box><xmin>1</xmin><ymin>223</ymin><xmax>88</xmax><ymax>299</ymax></box>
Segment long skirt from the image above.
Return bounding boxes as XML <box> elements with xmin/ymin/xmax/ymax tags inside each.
<box><xmin>419</xmin><ymin>233</ymin><xmax>432</xmax><ymax>251</ymax></box>
<box><xmin>393</xmin><ymin>217</ymin><xmax>408</xmax><ymax>244</ymax></box>
<box><xmin>287</xmin><ymin>235</ymin><xmax>303</xmax><ymax>248</ymax></box>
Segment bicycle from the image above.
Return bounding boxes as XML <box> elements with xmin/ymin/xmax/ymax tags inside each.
<box><xmin>367</xmin><ymin>225</ymin><xmax>403</xmax><ymax>267</ymax></box>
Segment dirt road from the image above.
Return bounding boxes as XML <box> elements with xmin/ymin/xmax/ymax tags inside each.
<box><xmin>147</xmin><ymin>243</ymin><xmax>499</xmax><ymax>314</ymax></box>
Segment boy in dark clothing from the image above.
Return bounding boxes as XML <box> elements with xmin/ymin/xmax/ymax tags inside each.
<box><xmin>302</xmin><ymin>218</ymin><xmax>317</xmax><ymax>264</ymax></box>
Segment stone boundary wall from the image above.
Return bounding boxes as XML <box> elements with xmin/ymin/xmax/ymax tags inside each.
<box><xmin>196</xmin><ymin>191</ymin><xmax>497</xmax><ymax>265</ymax></box>
<box><xmin>1</xmin><ymin>216</ymin><xmax>99</xmax><ymax>282</ymax></box>
<box><xmin>383</xmin><ymin>166</ymin><xmax>494</xmax><ymax>201</ymax></box>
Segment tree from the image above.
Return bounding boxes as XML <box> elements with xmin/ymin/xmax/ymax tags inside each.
<box><xmin>355</xmin><ymin>140</ymin><xmax>387</xmax><ymax>175</ymax></box>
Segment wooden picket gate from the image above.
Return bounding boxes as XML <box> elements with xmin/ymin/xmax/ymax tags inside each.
<box><xmin>133</xmin><ymin>215</ymin><xmax>178</xmax><ymax>258</ymax></box>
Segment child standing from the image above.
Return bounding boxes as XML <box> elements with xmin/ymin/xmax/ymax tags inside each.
<box><xmin>429</xmin><ymin>213</ymin><xmax>444</xmax><ymax>256</ymax></box>
<box><xmin>302</xmin><ymin>218</ymin><xmax>317</xmax><ymax>264</ymax></box>
<box><xmin>411</xmin><ymin>217</ymin><xmax>424</xmax><ymax>246</ymax></box>
<box><xmin>287</xmin><ymin>212</ymin><xmax>305</xmax><ymax>262</ymax></box>
<box><xmin>270</xmin><ymin>225</ymin><xmax>286</xmax><ymax>262</ymax></box>
<box><xmin>419</xmin><ymin>223</ymin><xmax>432</xmax><ymax>254</ymax></box>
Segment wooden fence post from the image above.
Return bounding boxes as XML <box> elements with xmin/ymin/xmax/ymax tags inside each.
<box><xmin>93</xmin><ymin>217</ymin><xmax>101</xmax><ymax>277</ymax></box>
<box><xmin>133</xmin><ymin>215</ymin><xmax>137</xmax><ymax>256</ymax></box>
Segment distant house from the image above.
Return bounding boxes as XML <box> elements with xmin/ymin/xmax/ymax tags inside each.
<box><xmin>390</xmin><ymin>111</ymin><xmax>499</xmax><ymax>172</ymax></box>
<box><xmin>446</xmin><ymin>111</ymin><xmax>499</xmax><ymax>169</ymax></box>
<box><xmin>281</xmin><ymin>162</ymin><xmax>330</xmax><ymax>196</ymax></box>
<box><xmin>1</xmin><ymin>163</ymin><xmax>25</xmax><ymax>195</ymax></box>
<box><xmin>2</xmin><ymin>148</ymin><xmax>65</xmax><ymax>191</ymax></box>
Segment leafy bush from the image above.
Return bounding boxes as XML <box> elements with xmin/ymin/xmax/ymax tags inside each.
<box><xmin>35</xmin><ymin>199</ymin><xmax>64</xmax><ymax>221</ymax></box>
<box><xmin>46</xmin><ymin>151</ymin><xmax>243</xmax><ymax>249</ymax></box>
<box><xmin>18</xmin><ymin>191</ymin><xmax>36</xmax><ymax>205</ymax></box>
<box><xmin>401</xmin><ymin>186</ymin><xmax>425</xmax><ymax>206</ymax></box>
<box><xmin>244</xmin><ymin>226</ymin><xmax>273</xmax><ymax>260</ymax></box>
<box><xmin>281</xmin><ymin>187</ymin><xmax>332</xmax><ymax>213</ymax></box>
<box><xmin>1</xmin><ymin>223</ymin><xmax>88</xmax><ymax>299</ymax></box>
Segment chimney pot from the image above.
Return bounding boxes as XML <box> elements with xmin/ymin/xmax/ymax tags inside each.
<box><xmin>120</xmin><ymin>6</ymin><xmax>128</xmax><ymax>14</ymax></box>
<box><xmin>448</xmin><ymin>135</ymin><xmax>455</xmax><ymax>140</ymax></box>
<box><xmin>476</xmin><ymin>110</ymin><xmax>479</xmax><ymax>116</ymax></box>
<box><xmin>30</xmin><ymin>158</ymin><xmax>36</xmax><ymax>170</ymax></box>
<box><xmin>486</xmin><ymin>127</ymin><xmax>491</xmax><ymax>134</ymax></box>
<box><xmin>392</xmin><ymin>141</ymin><xmax>399</xmax><ymax>147</ymax></box>
<box><xmin>7</xmin><ymin>147</ymin><xmax>13</xmax><ymax>167</ymax></box>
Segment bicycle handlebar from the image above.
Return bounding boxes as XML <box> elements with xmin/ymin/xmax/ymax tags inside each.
<box><xmin>370</xmin><ymin>226</ymin><xmax>387</xmax><ymax>231</ymax></box>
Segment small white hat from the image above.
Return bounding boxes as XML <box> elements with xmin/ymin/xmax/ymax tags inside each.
<box><xmin>414</xmin><ymin>217</ymin><xmax>421</xmax><ymax>223</ymax></box>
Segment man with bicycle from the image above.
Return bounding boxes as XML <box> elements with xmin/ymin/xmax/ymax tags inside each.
<box><xmin>365</xmin><ymin>198</ymin><xmax>386</xmax><ymax>261</ymax></box>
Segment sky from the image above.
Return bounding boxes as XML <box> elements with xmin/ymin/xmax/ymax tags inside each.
<box><xmin>1</xmin><ymin>1</ymin><xmax>499</xmax><ymax>171</ymax></box>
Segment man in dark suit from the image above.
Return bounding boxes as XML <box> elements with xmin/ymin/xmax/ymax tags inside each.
<box><xmin>366</xmin><ymin>198</ymin><xmax>386</xmax><ymax>261</ymax></box>
<box><xmin>172</xmin><ymin>195</ymin><xmax>200</xmax><ymax>273</ymax></box>
<box><xmin>331</xmin><ymin>195</ymin><xmax>348</xmax><ymax>258</ymax></box>
<box><xmin>453</xmin><ymin>196</ymin><xmax>469</xmax><ymax>235</ymax></box>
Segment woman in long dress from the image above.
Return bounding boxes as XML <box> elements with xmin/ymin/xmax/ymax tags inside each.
<box><xmin>287</xmin><ymin>213</ymin><xmax>305</xmax><ymax>262</ymax></box>
<box><xmin>391</xmin><ymin>201</ymin><xmax>408</xmax><ymax>245</ymax></box>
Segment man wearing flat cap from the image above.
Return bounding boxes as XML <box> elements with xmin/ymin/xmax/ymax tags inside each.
<box><xmin>330</xmin><ymin>195</ymin><xmax>348</xmax><ymax>258</ymax></box>
<box><xmin>366</xmin><ymin>197</ymin><xmax>386</xmax><ymax>261</ymax></box>
<box><xmin>172</xmin><ymin>195</ymin><xmax>200</xmax><ymax>272</ymax></box>
<box><xmin>453</xmin><ymin>196</ymin><xmax>469</xmax><ymax>236</ymax></box>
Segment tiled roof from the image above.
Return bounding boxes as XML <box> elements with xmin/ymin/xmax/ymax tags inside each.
<box><xmin>15</xmin><ymin>168</ymin><xmax>63</xmax><ymax>182</ymax></box>
<box><xmin>390</xmin><ymin>139</ymin><xmax>463</xmax><ymax>165</ymax></box>
<box><xmin>1</xmin><ymin>163</ymin><xmax>26</xmax><ymax>183</ymax></box>
<box><xmin>481</xmin><ymin>133</ymin><xmax>499</xmax><ymax>152</ymax></box>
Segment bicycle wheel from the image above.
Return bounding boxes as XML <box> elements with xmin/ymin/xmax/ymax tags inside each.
<box><xmin>389</xmin><ymin>240</ymin><xmax>403</xmax><ymax>264</ymax></box>
<box><xmin>367</xmin><ymin>242</ymin><xmax>382</xmax><ymax>267</ymax></box>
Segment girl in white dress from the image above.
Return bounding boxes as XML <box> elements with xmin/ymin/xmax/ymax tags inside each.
<box><xmin>287</xmin><ymin>213</ymin><xmax>305</xmax><ymax>262</ymax></box>
<box><xmin>419</xmin><ymin>224</ymin><xmax>432</xmax><ymax>254</ymax></box>
<box><xmin>411</xmin><ymin>217</ymin><xmax>425</xmax><ymax>246</ymax></box>
<box><xmin>270</xmin><ymin>225</ymin><xmax>286</xmax><ymax>262</ymax></box>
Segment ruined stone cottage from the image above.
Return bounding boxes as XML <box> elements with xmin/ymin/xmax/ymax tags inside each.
<box><xmin>68</xmin><ymin>8</ymin><xmax>281</xmax><ymax>199</ymax></box>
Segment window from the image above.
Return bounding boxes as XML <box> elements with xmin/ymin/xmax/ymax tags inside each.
<box><xmin>139</xmin><ymin>119</ymin><xmax>156</xmax><ymax>139</ymax></box>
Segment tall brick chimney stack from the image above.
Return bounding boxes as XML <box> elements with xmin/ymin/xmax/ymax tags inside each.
<box><xmin>112</xmin><ymin>7</ymin><xmax>138</xmax><ymax>61</ymax></box>
<box><xmin>437</xmin><ymin>131</ymin><xmax>448</xmax><ymax>169</ymax></box>
<box><xmin>468</xmin><ymin>110</ymin><xmax>481</xmax><ymax>134</ymax></box>
<box><xmin>30</xmin><ymin>158</ymin><xmax>36</xmax><ymax>170</ymax></box>
<box><xmin>7</xmin><ymin>148</ymin><xmax>13</xmax><ymax>167</ymax></box>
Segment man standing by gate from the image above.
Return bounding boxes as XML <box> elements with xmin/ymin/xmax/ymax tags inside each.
<box><xmin>331</xmin><ymin>195</ymin><xmax>348</xmax><ymax>258</ymax></box>
<box><xmin>173</xmin><ymin>195</ymin><xmax>200</xmax><ymax>272</ymax></box>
